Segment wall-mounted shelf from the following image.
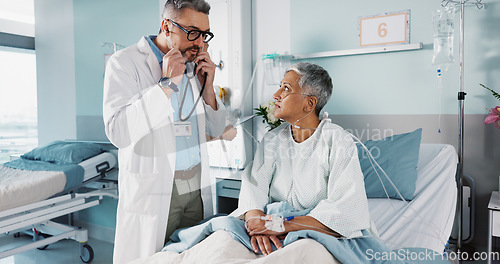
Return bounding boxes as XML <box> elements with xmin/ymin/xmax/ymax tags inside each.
<box><xmin>292</xmin><ymin>42</ymin><xmax>423</xmax><ymax>60</ymax></box>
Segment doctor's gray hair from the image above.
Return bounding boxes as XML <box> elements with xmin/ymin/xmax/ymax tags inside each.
<box><xmin>163</xmin><ymin>0</ymin><xmax>210</xmax><ymax>19</ymax></box>
<box><xmin>285</xmin><ymin>62</ymin><xmax>333</xmax><ymax>116</ymax></box>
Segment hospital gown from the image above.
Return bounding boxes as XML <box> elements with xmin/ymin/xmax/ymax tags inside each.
<box><xmin>236</xmin><ymin>118</ymin><xmax>371</xmax><ymax>238</ymax></box>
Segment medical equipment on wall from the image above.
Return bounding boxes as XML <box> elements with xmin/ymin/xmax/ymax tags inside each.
<box><xmin>208</xmin><ymin>125</ymin><xmax>251</xmax><ymax>168</ymax></box>
<box><xmin>208</xmin><ymin>56</ymin><xmax>261</xmax><ymax>169</ymax></box>
<box><xmin>262</xmin><ymin>53</ymin><xmax>292</xmax><ymax>85</ymax></box>
<box><xmin>208</xmin><ymin>51</ymin><xmax>288</xmax><ymax>169</ymax></box>
<box><xmin>205</xmin><ymin>0</ymin><xmax>254</xmax><ymax>170</ymax></box>
<box><xmin>209</xmin><ymin>50</ymin><xmax>296</xmax><ymax>169</ymax></box>
<box><xmin>231</xmin><ymin>52</ymin><xmax>290</xmax><ymax>128</ymax></box>
<box><xmin>101</xmin><ymin>42</ymin><xmax>125</xmax><ymax>68</ymax></box>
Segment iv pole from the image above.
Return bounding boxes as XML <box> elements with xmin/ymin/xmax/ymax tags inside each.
<box><xmin>440</xmin><ymin>0</ymin><xmax>483</xmax><ymax>250</ymax></box>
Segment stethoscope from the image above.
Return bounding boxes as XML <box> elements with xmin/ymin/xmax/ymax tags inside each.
<box><xmin>177</xmin><ymin>62</ymin><xmax>207</xmax><ymax>122</ymax></box>
<box><xmin>166</xmin><ymin>37</ymin><xmax>207</xmax><ymax>122</ymax></box>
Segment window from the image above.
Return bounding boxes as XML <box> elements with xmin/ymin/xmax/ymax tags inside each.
<box><xmin>0</xmin><ymin>0</ymin><xmax>36</xmax><ymax>163</ymax></box>
<box><xmin>0</xmin><ymin>0</ymin><xmax>35</xmax><ymax>24</ymax></box>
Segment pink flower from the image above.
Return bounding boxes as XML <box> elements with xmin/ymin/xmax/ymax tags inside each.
<box><xmin>485</xmin><ymin>106</ymin><xmax>500</xmax><ymax>129</ymax></box>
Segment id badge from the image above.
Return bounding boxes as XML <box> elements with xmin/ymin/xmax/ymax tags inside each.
<box><xmin>174</xmin><ymin>121</ymin><xmax>192</xmax><ymax>136</ymax></box>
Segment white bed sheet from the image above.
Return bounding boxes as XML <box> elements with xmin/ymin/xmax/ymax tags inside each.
<box><xmin>0</xmin><ymin>166</ymin><xmax>66</xmax><ymax>212</ymax></box>
<box><xmin>131</xmin><ymin>230</ymin><xmax>341</xmax><ymax>264</ymax></box>
<box><xmin>0</xmin><ymin>152</ymin><xmax>117</xmax><ymax>212</ymax></box>
<box><xmin>368</xmin><ymin>144</ymin><xmax>458</xmax><ymax>253</ymax></box>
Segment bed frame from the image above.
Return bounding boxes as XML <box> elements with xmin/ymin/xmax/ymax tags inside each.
<box><xmin>0</xmin><ymin>164</ymin><xmax>118</xmax><ymax>263</ymax></box>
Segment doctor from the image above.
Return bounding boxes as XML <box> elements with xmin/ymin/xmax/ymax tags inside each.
<box><xmin>103</xmin><ymin>0</ymin><xmax>226</xmax><ymax>263</ymax></box>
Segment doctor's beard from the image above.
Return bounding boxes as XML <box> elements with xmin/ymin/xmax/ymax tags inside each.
<box><xmin>181</xmin><ymin>45</ymin><xmax>201</xmax><ymax>61</ymax></box>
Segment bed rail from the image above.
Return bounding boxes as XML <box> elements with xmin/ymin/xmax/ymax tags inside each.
<box><xmin>0</xmin><ymin>187</ymin><xmax>117</xmax><ymax>263</ymax></box>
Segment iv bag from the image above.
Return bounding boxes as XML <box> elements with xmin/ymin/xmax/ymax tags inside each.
<box><xmin>432</xmin><ymin>5</ymin><xmax>455</xmax><ymax>67</ymax></box>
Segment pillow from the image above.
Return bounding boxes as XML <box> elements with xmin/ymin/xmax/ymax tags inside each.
<box><xmin>357</xmin><ymin>128</ymin><xmax>422</xmax><ymax>200</ymax></box>
<box><xmin>22</xmin><ymin>141</ymin><xmax>105</xmax><ymax>164</ymax></box>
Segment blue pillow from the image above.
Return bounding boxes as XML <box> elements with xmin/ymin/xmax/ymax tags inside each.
<box><xmin>357</xmin><ymin>128</ymin><xmax>422</xmax><ymax>200</ymax></box>
<box><xmin>22</xmin><ymin>141</ymin><xmax>105</xmax><ymax>164</ymax></box>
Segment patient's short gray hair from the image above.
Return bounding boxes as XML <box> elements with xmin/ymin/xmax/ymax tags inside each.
<box><xmin>285</xmin><ymin>62</ymin><xmax>333</xmax><ymax>116</ymax></box>
<box><xmin>162</xmin><ymin>0</ymin><xmax>210</xmax><ymax>19</ymax></box>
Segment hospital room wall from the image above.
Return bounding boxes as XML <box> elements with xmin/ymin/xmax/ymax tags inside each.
<box><xmin>73</xmin><ymin>0</ymin><xmax>161</xmax><ymax>141</ymax></box>
<box><xmin>252</xmin><ymin>0</ymin><xmax>500</xmax><ymax>250</ymax></box>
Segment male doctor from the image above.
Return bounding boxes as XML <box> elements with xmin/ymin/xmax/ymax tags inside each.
<box><xmin>103</xmin><ymin>0</ymin><xmax>226</xmax><ymax>263</ymax></box>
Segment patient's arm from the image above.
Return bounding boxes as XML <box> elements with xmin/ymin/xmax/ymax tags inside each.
<box><xmin>284</xmin><ymin>216</ymin><xmax>341</xmax><ymax>237</ymax></box>
<box><xmin>246</xmin><ymin>214</ymin><xmax>340</xmax><ymax>238</ymax></box>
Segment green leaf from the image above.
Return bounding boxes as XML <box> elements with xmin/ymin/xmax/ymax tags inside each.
<box><xmin>481</xmin><ymin>83</ymin><xmax>500</xmax><ymax>101</ymax></box>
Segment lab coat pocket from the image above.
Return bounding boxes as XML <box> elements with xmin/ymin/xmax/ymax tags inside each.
<box><xmin>134</xmin><ymin>124</ymin><xmax>175</xmax><ymax>157</ymax></box>
<box><xmin>124</xmin><ymin>123</ymin><xmax>176</xmax><ymax>175</ymax></box>
<box><xmin>119</xmin><ymin>170</ymin><xmax>173</xmax><ymax>215</ymax></box>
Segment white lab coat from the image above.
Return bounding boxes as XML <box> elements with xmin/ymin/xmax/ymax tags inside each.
<box><xmin>103</xmin><ymin>36</ymin><xmax>226</xmax><ymax>264</ymax></box>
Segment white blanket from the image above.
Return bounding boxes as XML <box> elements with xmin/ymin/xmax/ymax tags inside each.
<box><xmin>131</xmin><ymin>230</ymin><xmax>340</xmax><ymax>264</ymax></box>
<box><xmin>0</xmin><ymin>165</ymin><xmax>66</xmax><ymax>211</ymax></box>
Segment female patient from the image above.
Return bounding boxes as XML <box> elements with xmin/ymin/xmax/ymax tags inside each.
<box><xmin>236</xmin><ymin>62</ymin><xmax>372</xmax><ymax>255</ymax></box>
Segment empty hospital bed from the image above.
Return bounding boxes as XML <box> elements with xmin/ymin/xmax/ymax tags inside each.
<box><xmin>0</xmin><ymin>141</ymin><xmax>118</xmax><ymax>263</ymax></box>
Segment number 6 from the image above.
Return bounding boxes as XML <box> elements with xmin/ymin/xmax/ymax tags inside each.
<box><xmin>378</xmin><ymin>23</ymin><xmax>387</xmax><ymax>38</ymax></box>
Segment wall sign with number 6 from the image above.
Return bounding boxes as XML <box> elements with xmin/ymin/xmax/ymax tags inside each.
<box><xmin>378</xmin><ymin>23</ymin><xmax>388</xmax><ymax>38</ymax></box>
<box><xmin>360</xmin><ymin>10</ymin><xmax>410</xmax><ymax>47</ymax></box>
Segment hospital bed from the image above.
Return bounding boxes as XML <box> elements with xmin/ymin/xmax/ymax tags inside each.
<box><xmin>131</xmin><ymin>143</ymin><xmax>458</xmax><ymax>263</ymax></box>
<box><xmin>0</xmin><ymin>141</ymin><xmax>118</xmax><ymax>263</ymax></box>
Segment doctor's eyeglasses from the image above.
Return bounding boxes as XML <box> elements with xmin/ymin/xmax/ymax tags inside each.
<box><xmin>168</xmin><ymin>19</ymin><xmax>214</xmax><ymax>43</ymax></box>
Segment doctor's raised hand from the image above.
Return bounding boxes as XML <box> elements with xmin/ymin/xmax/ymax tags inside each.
<box><xmin>194</xmin><ymin>49</ymin><xmax>218</xmax><ymax>110</ymax></box>
<box><xmin>160</xmin><ymin>48</ymin><xmax>186</xmax><ymax>98</ymax></box>
<box><xmin>162</xmin><ymin>48</ymin><xmax>187</xmax><ymax>84</ymax></box>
